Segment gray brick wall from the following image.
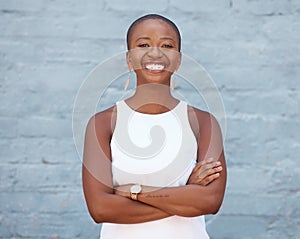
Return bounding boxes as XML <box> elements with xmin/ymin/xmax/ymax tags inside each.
<box><xmin>1</xmin><ymin>0</ymin><xmax>299</xmax><ymax>238</ymax></box>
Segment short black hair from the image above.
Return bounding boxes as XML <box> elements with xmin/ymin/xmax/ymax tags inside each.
<box><xmin>126</xmin><ymin>14</ymin><xmax>181</xmax><ymax>51</ymax></box>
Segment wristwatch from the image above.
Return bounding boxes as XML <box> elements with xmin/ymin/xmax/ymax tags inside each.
<box><xmin>130</xmin><ymin>184</ymin><xmax>142</xmax><ymax>200</ymax></box>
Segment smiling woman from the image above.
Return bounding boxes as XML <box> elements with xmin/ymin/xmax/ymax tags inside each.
<box><xmin>126</xmin><ymin>16</ymin><xmax>181</xmax><ymax>87</ymax></box>
<box><xmin>82</xmin><ymin>14</ymin><xmax>226</xmax><ymax>239</ymax></box>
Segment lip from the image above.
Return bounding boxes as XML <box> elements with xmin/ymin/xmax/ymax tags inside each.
<box><xmin>143</xmin><ymin>61</ymin><xmax>168</xmax><ymax>73</ymax></box>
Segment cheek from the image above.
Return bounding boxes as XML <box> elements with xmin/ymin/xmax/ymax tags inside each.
<box><xmin>128</xmin><ymin>50</ymin><xmax>146</xmax><ymax>70</ymax></box>
<box><xmin>165</xmin><ymin>51</ymin><xmax>181</xmax><ymax>71</ymax></box>
<box><xmin>130</xmin><ymin>56</ymin><xmax>142</xmax><ymax>70</ymax></box>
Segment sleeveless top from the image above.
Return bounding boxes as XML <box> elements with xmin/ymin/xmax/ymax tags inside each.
<box><xmin>100</xmin><ymin>100</ymin><xmax>210</xmax><ymax>239</ymax></box>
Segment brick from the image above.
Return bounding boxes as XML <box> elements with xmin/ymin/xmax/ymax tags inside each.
<box><xmin>225</xmin><ymin>116</ymin><xmax>299</xmax><ymax>152</ymax></box>
<box><xmin>206</xmin><ymin>215</ymin><xmax>270</xmax><ymax>239</ymax></box>
<box><xmin>0</xmin><ymin>138</ymin><xmax>78</xmax><ymax>164</ymax></box>
<box><xmin>16</xmin><ymin>116</ymin><xmax>72</xmax><ymax>138</ymax></box>
<box><xmin>0</xmin><ymin>37</ymin><xmax>46</xmax><ymax>64</ymax></box>
<box><xmin>41</xmin><ymin>0</ymin><xmax>105</xmax><ymax>16</ymax></box>
<box><xmin>211</xmin><ymin>65</ymin><xmax>300</xmax><ymax>91</ymax></box>
<box><xmin>0</xmin><ymin>63</ymin><xmax>90</xmax><ymax>93</ymax></box>
<box><xmin>0</xmin><ymin>0</ymin><xmax>44</xmax><ymax>12</ymax></box>
<box><xmin>0</xmin><ymin>213</ymin><xmax>11</xmax><ymax>237</ymax></box>
<box><xmin>0</xmin><ymin>191</ymin><xmax>84</xmax><ymax>214</ymax></box>
<box><xmin>0</xmin><ymin>117</ymin><xmax>18</xmax><ymax>138</ymax></box>
<box><xmin>13</xmin><ymin>164</ymin><xmax>81</xmax><ymax>191</ymax></box>
<box><xmin>231</xmin><ymin>0</ymin><xmax>300</xmax><ymax>16</ymax></box>
<box><xmin>106</xmin><ymin>0</ymin><xmax>168</xmax><ymax>12</ymax></box>
<box><xmin>0</xmin><ymin>212</ymin><xmax>98</xmax><ymax>238</ymax></box>
<box><xmin>223</xmin><ymin>90</ymin><xmax>298</xmax><ymax>116</ymax></box>
<box><xmin>185</xmin><ymin>39</ymin><xmax>300</xmax><ymax>69</ymax></box>
<box><xmin>0</xmin><ymin>37</ymin><xmax>123</xmax><ymax>66</ymax></box>
<box><xmin>221</xmin><ymin>193</ymin><xmax>299</xmax><ymax>217</ymax></box>
<box><xmin>0</xmin><ymin>165</ymin><xmax>17</xmax><ymax>191</ymax></box>
<box><xmin>0</xmin><ymin>12</ymin><xmax>125</xmax><ymax>40</ymax></box>
<box><xmin>226</xmin><ymin>166</ymin><xmax>277</xmax><ymax>194</ymax></box>
<box><xmin>225</xmin><ymin>135</ymin><xmax>300</xmax><ymax>168</ymax></box>
<box><xmin>176</xmin><ymin>11</ymin><xmax>259</xmax><ymax>44</ymax></box>
<box><xmin>170</xmin><ymin>1</ymin><xmax>231</xmax><ymax>13</ymax></box>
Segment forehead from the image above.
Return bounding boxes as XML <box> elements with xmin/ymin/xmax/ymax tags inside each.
<box><xmin>130</xmin><ymin>19</ymin><xmax>178</xmax><ymax>40</ymax></box>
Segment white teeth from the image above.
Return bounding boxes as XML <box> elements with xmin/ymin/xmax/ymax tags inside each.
<box><xmin>145</xmin><ymin>64</ymin><xmax>164</xmax><ymax>71</ymax></box>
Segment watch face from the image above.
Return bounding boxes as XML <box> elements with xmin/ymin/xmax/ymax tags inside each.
<box><xmin>131</xmin><ymin>184</ymin><xmax>142</xmax><ymax>194</ymax></box>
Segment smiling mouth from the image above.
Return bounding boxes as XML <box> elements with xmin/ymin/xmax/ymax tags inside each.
<box><xmin>144</xmin><ymin>63</ymin><xmax>165</xmax><ymax>71</ymax></box>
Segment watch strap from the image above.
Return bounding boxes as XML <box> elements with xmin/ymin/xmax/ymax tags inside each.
<box><xmin>130</xmin><ymin>193</ymin><xmax>138</xmax><ymax>200</ymax></box>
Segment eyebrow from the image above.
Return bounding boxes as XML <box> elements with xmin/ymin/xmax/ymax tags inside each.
<box><xmin>160</xmin><ymin>37</ymin><xmax>175</xmax><ymax>41</ymax></box>
<box><xmin>135</xmin><ymin>36</ymin><xmax>175</xmax><ymax>42</ymax></box>
<box><xmin>135</xmin><ymin>37</ymin><xmax>150</xmax><ymax>42</ymax></box>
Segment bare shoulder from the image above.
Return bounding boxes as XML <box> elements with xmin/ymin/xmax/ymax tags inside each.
<box><xmin>86</xmin><ymin>105</ymin><xmax>117</xmax><ymax>137</ymax></box>
<box><xmin>187</xmin><ymin>105</ymin><xmax>221</xmax><ymax>139</ymax></box>
<box><xmin>188</xmin><ymin>105</ymin><xmax>209</xmax><ymax>120</ymax></box>
<box><xmin>188</xmin><ymin>105</ymin><xmax>218</xmax><ymax>124</ymax></box>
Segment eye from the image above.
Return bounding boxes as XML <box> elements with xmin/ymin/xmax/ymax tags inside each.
<box><xmin>138</xmin><ymin>43</ymin><xmax>150</xmax><ymax>48</ymax></box>
<box><xmin>162</xmin><ymin>44</ymin><xmax>174</xmax><ymax>49</ymax></box>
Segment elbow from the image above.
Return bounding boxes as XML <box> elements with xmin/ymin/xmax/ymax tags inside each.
<box><xmin>206</xmin><ymin>195</ymin><xmax>223</xmax><ymax>215</ymax></box>
<box><xmin>86</xmin><ymin>194</ymin><xmax>117</xmax><ymax>224</ymax></box>
<box><xmin>88</xmin><ymin>205</ymin><xmax>110</xmax><ymax>224</ymax></box>
<box><xmin>90</xmin><ymin>210</ymin><xmax>105</xmax><ymax>224</ymax></box>
<box><xmin>91</xmin><ymin>214</ymin><xmax>105</xmax><ymax>224</ymax></box>
<box><xmin>188</xmin><ymin>195</ymin><xmax>223</xmax><ymax>217</ymax></box>
<box><xmin>210</xmin><ymin>203</ymin><xmax>221</xmax><ymax>215</ymax></box>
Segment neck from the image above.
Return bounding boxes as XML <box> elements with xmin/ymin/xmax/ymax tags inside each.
<box><xmin>126</xmin><ymin>83</ymin><xmax>178</xmax><ymax>114</ymax></box>
<box><xmin>134</xmin><ymin>83</ymin><xmax>174</xmax><ymax>102</ymax></box>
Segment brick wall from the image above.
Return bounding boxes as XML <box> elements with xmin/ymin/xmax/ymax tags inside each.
<box><xmin>0</xmin><ymin>0</ymin><xmax>299</xmax><ymax>238</ymax></box>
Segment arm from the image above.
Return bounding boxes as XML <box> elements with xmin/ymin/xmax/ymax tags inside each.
<box><xmin>82</xmin><ymin>166</ymin><xmax>172</xmax><ymax>224</ymax></box>
<box><xmin>115</xmin><ymin>112</ymin><xmax>227</xmax><ymax>217</ymax></box>
<box><xmin>82</xmin><ymin>111</ymin><xmax>173</xmax><ymax>224</ymax></box>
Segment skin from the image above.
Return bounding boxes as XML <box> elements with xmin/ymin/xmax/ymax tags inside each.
<box><xmin>82</xmin><ymin>18</ymin><xmax>227</xmax><ymax>224</ymax></box>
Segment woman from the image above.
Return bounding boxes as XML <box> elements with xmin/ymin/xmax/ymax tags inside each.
<box><xmin>82</xmin><ymin>14</ymin><xmax>226</xmax><ymax>239</ymax></box>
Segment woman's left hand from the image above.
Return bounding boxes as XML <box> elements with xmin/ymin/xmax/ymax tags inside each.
<box><xmin>187</xmin><ymin>157</ymin><xmax>223</xmax><ymax>186</ymax></box>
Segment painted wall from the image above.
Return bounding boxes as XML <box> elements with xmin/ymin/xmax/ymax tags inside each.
<box><xmin>0</xmin><ymin>0</ymin><xmax>299</xmax><ymax>238</ymax></box>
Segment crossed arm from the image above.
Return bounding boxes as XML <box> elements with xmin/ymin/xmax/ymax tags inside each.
<box><xmin>82</xmin><ymin>107</ymin><xmax>226</xmax><ymax>224</ymax></box>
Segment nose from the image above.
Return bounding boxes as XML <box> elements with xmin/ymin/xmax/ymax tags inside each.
<box><xmin>147</xmin><ymin>47</ymin><xmax>163</xmax><ymax>58</ymax></box>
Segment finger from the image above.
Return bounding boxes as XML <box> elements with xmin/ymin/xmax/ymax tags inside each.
<box><xmin>201</xmin><ymin>173</ymin><xmax>221</xmax><ymax>186</ymax></box>
<box><xmin>193</xmin><ymin>158</ymin><xmax>215</xmax><ymax>172</ymax></box>
<box><xmin>207</xmin><ymin>166</ymin><xmax>223</xmax><ymax>175</ymax></box>
<box><xmin>192</xmin><ymin>161</ymin><xmax>205</xmax><ymax>173</ymax></box>
<box><xmin>198</xmin><ymin>166</ymin><xmax>222</xmax><ymax>179</ymax></box>
<box><xmin>199</xmin><ymin>157</ymin><xmax>215</xmax><ymax>167</ymax></box>
<box><xmin>196</xmin><ymin>161</ymin><xmax>220</xmax><ymax>174</ymax></box>
<box><xmin>196</xmin><ymin>161</ymin><xmax>221</xmax><ymax>174</ymax></box>
<box><xmin>214</xmin><ymin>166</ymin><xmax>223</xmax><ymax>173</ymax></box>
<box><xmin>205</xmin><ymin>157</ymin><xmax>215</xmax><ymax>164</ymax></box>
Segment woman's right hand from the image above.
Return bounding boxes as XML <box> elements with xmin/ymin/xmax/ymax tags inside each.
<box><xmin>187</xmin><ymin>158</ymin><xmax>223</xmax><ymax>186</ymax></box>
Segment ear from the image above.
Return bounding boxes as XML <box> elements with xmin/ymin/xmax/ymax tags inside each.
<box><xmin>175</xmin><ymin>51</ymin><xmax>182</xmax><ymax>71</ymax></box>
<box><xmin>126</xmin><ymin>51</ymin><xmax>133</xmax><ymax>71</ymax></box>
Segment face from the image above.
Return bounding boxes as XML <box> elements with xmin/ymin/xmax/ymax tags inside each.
<box><xmin>126</xmin><ymin>19</ymin><xmax>181</xmax><ymax>86</ymax></box>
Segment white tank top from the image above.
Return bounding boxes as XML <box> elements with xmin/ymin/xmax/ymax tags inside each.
<box><xmin>100</xmin><ymin>100</ymin><xmax>210</xmax><ymax>239</ymax></box>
